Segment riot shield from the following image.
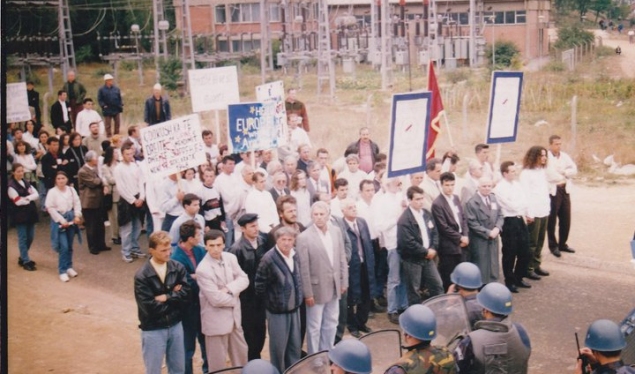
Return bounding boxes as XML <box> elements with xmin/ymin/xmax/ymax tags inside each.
<box><xmin>208</xmin><ymin>366</ymin><xmax>242</xmax><ymax>374</ymax></box>
<box><xmin>283</xmin><ymin>350</ymin><xmax>330</xmax><ymax>374</ymax></box>
<box><xmin>359</xmin><ymin>329</ymin><xmax>402</xmax><ymax>373</ymax></box>
<box><xmin>620</xmin><ymin>308</ymin><xmax>635</xmax><ymax>364</ymax></box>
<box><xmin>422</xmin><ymin>293</ymin><xmax>472</xmax><ymax>351</ymax></box>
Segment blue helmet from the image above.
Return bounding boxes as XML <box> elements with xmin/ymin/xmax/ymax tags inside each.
<box><xmin>241</xmin><ymin>359</ymin><xmax>280</xmax><ymax>374</ymax></box>
<box><xmin>450</xmin><ymin>262</ymin><xmax>483</xmax><ymax>289</ymax></box>
<box><xmin>328</xmin><ymin>339</ymin><xmax>372</xmax><ymax>374</ymax></box>
<box><xmin>585</xmin><ymin>319</ymin><xmax>626</xmax><ymax>352</ymax></box>
<box><xmin>399</xmin><ymin>304</ymin><xmax>437</xmax><ymax>341</ymax></box>
<box><xmin>477</xmin><ymin>282</ymin><xmax>513</xmax><ymax>315</ymax></box>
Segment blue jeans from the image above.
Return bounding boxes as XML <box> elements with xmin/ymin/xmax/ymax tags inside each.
<box><xmin>224</xmin><ymin>217</ymin><xmax>235</xmax><ymax>250</ymax></box>
<box><xmin>141</xmin><ymin>322</ymin><xmax>185</xmax><ymax>374</ymax></box>
<box><xmin>386</xmin><ymin>248</ymin><xmax>408</xmax><ymax>314</ymax></box>
<box><xmin>37</xmin><ymin>178</ymin><xmax>47</xmax><ymax>210</ymax></box>
<box><xmin>16</xmin><ymin>223</ymin><xmax>35</xmax><ymax>262</ymax></box>
<box><xmin>145</xmin><ymin>207</ymin><xmax>154</xmax><ymax>239</ymax></box>
<box><xmin>120</xmin><ymin>216</ymin><xmax>141</xmax><ymax>257</ymax></box>
<box><xmin>162</xmin><ymin>214</ymin><xmax>178</xmax><ymax>233</ymax></box>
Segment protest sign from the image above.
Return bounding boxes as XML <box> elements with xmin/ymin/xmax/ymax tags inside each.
<box><xmin>486</xmin><ymin>71</ymin><xmax>524</xmax><ymax>144</ymax></box>
<box><xmin>387</xmin><ymin>92</ymin><xmax>432</xmax><ymax>178</ymax></box>
<box><xmin>7</xmin><ymin>82</ymin><xmax>32</xmax><ymax>123</ymax></box>
<box><xmin>140</xmin><ymin>114</ymin><xmax>207</xmax><ymax>179</ymax></box>
<box><xmin>189</xmin><ymin>66</ymin><xmax>240</xmax><ymax>112</ymax></box>
<box><xmin>256</xmin><ymin>81</ymin><xmax>288</xmax><ymax>146</ymax></box>
<box><xmin>227</xmin><ymin>102</ymin><xmax>280</xmax><ymax>153</ymax></box>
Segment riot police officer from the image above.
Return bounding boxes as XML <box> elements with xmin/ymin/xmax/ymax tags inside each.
<box><xmin>447</xmin><ymin>262</ymin><xmax>483</xmax><ymax>329</ymax></box>
<box><xmin>453</xmin><ymin>282</ymin><xmax>531</xmax><ymax>373</ymax></box>
<box><xmin>241</xmin><ymin>358</ymin><xmax>280</xmax><ymax>374</ymax></box>
<box><xmin>576</xmin><ymin>319</ymin><xmax>635</xmax><ymax>374</ymax></box>
<box><xmin>329</xmin><ymin>339</ymin><xmax>373</xmax><ymax>374</ymax></box>
<box><xmin>384</xmin><ymin>304</ymin><xmax>456</xmax><ymax>374</ymax></box>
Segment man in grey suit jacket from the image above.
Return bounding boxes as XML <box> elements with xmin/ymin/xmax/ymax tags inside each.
<box><xmin>296</xmin><ymin>201</ymin><xmax>349</xmax><ymax>354</ymax></box>
<box><xmin>465</xmin><ymin>177</ymin><xmax>504</xmax><ymax>284</ymax></box>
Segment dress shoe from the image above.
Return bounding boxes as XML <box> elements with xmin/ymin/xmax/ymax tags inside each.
<box><xmin>371</xmin><ymin>303</ymin><xmax>387</xmax><ymax>313</ymax></box>
<box><xmin>535</xmin><ymin>268</ymin><xmax>550</xmax><ymax>276</ymax></box>
<box><xmin>550</xmin><ymin>248</ymin><xmax>562</xmax><ymax>257</ymax></box>
<box><xmin>349</xmin><ymin>330</ymin><xmax>362</xmax><ymax>338</ymax></box>
<box><xmin>18</xmin><ymin>258</ymin><xmax>24</xmax><ymax>266</ymax></box>
<box><xmin>89</xmin><ymin>249</ymin><xmax>100</xmax><ymax>255</ymax></box>
<box><xmin>516</xmin><ymin>279</ymin><xmax>532</xmax><ymax>288</ymax></box>
<box><xmin>359</xmin><ymin>325</ymin><xmax>373</xmax><ymax>333</ymax></box>
<box><xmin>376</xmin><ymin>296</ymin><xmax>388</xmax><ymax>307</ymax></box>
<box><xmin>112</xmin><ymin>238</ymin><xmax>122</xmax><ymax>245</ymax></box>
<box><xmin>397</xmin><ymin>308</ymin><xmax>407</xmax><ymax>315</ymax></box>
<box><xmin>526</xmin><ymin>272</ymin><xmax>542</xmax><ymax>280</ymax></box>
<box><xmin>101</xmin><ymin>246</ymin><xmax>112</xmax><ymax>252</ymax></box>
<box><xmin>368</xmin><ymin>311</ymin><xmax>375</xmax><ymax>319</ymax></box>
<box><xmin>506</xmin><ymin>283</ymin><xmax>519</xmax><ymax>293</ymax></box>
<box><xmin>561</xmin><ymin>246</ymin><xmax>576</xmax><ymax>253</ymax></box>
<box><xmin>18</xmin><ymin>258</ymin><xmax>36</xmax><ymax>267</ymax></box>
<box><xmin>388</xmin><ymin>313</ymin><xmax>400</xmax><ymax>324</ymax></box>
<box><xmin>22</xmin><ymin>262</ymin><xmax>36</xmax><ymax>271</ymax></box>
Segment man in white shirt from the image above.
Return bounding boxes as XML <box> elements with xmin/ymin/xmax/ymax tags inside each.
<box><xmin>244</xmin><ymin>171</ymin><xmax>279</xmax><ymax>235</ymax></box>
<box><xmin>493</xmin><ymin>161</ymin><xmax>532</xmax><ymax>293</ymax></box>
<box><xmin>75</xmin><ymin>98</ymin><xmax>105</xmax><ymax>137</ymax></box>
<box><xmin>473</xmin><ymin>143</ymin><xmax>495</xmax><ymax>181</ymax></box>
<box><xmin>202</xmin><ymin>130</ymin><xmax>219</xmax><ymax>165</ymax></box>
<box><xmin>330</xmin><ymin>178</ymin><xmax>349</xmax><ymax>218</ymax></box>
<box><xmin>215</xmin><ymin>156</ymin><xmax>239</xmax><ymax>248</ymax></box>
<box><xmin>316</xmin><ymin>148</ymin><xmax>336</xmax><ymax>193</ymax></box>
<box><xmin>337</xmin><ymin>154</ymin><xmax>369</xmax><ymax>201</ymax></box>
<box><xmin>287</xmin><ymin>113</ymin><xmax>311</xmax><ymax>150</ymax></box>
<box><xmin>546</xmin><ymin>135</ymin><xmax>577</xmax><ymax>256</ymax></box>
<box><xmin>113</xmin><ymin>142</ymin><xmax>146</xmax><ymax>262</ymax></box>
<box><xmin>169</xmin><ymin>193</ymin><xmax>206</xmax><ymax>246</ymax></box>
<box><xmin>421</xmin><ymin>158</ymin><xmax>443</xmax><ymax>211</ymax></box>
<box><xmin>159</xmin><ymin>173</ymin><xmax>185</xmax><ymax>232</ymax></box>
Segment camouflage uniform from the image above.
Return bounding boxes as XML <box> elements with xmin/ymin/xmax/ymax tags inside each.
<box><xmin>384</xmin><ymin>343</ymin><xmax>456</xmax><ymax>374</ymax></box>
<box><xmin>591</xmin><ymin>361</ymin><xmax>635</xmax><ymax>374</ymax></box>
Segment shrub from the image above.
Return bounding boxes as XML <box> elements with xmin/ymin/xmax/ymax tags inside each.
<box><xmin>485</xmin><ymin>40</ymin><xmax>520</xmax><ymax>68</ymax></box>
<box><xmin>159</xmin><ymin>57</ymin><xmax>182</xmax><ymax>91</ymax></box>
<box><xmin>554</xmin><ymin>24</ymin><xmax>594</xmax><ymax>50</ymax></box>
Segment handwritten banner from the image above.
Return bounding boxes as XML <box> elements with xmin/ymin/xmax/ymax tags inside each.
<box><xmin>256</xmin><ymin>81</ymin><xmax>288</xmax><ymax>146</ymax></box>
<box><xmin>189</xmin><ymin>66</ymin><xmax>240</xmax><ymax>112</ymax></box>
<box><xmin>227</xmin><ymin>102</ymin><xmax>280</xmax><ymax>153</ymax></box>
<box><xmin>7</xmin><ymin>82</ymin><xmax>32</xmax><ymax>123</ymax></box>
<box><xmin>140</xmin><ymin>114</ymin><xmax>207</xmax><ymax>178</ymax></box>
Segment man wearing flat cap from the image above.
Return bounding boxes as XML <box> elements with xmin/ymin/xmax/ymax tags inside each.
<box><xmin>97</xmin><ymin>74</ymin><xmax>123</xmax><ymax>137</ymax></box>
<box><xmin>229</xmin><ymin>213</ymin><xmax>269</xmax><ymax>360</ymax></box>
<box><xmin>144</xmin><ymin>83</ymin><xmax>172</xmax><ymax>126</ymax></box>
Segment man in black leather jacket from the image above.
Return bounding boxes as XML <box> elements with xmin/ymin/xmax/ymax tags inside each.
<box><xmin>134</xmin><ymin>231</ymin><xmax>191</xmax><ymax>374</ymax></box>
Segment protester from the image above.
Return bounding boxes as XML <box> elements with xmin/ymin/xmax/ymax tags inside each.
<box><xmin>97</xmin><ymin>74</ymin><xmax>123</xmax><ymax>137</ymax></box>
<box><xmin>8</xmin><ymin>163</ymin><xmax>39</xmax><ymax>271</ymax></box>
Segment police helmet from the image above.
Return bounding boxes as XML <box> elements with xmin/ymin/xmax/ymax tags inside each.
<box><xmin>450</xmin><ymin>262</ymin><xmax>483</xmax><ymax>289</ymax></box>
<box><xmin>241</xmin><ymin>359</ymin><xmax>280</xmax><ymax>374</ymax></box>
<box><xmin>584</xmin><ymin>319</ymin><xmax>626</xmax><ymax>352</ymax></box>
<box><xmin>477</xmin><ymin>282</ymin><xmax>513</xmax><ymax>315</ymax></box>
<box><xmin>399</xmin><ymin>304</ymin><xmax>437</xmax><ymax>341</ymax></box>
<box><xmin>328</xmin><ymin>339</ymin><xmax>372</xmax><ymax>374</ymax></box>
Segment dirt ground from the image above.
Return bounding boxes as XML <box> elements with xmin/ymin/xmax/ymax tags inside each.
<box><xmin>6</xmin><ymin>179</ymin><xmax>635</xmax><ymax>373</ymax></box>
<box><xmin>595</xmin><ymin>30</ymin><xmax>635</xmax><ymax>79</ymax></box>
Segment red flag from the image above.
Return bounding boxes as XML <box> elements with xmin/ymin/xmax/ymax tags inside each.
<box><xmin>426</xmin><ymin>63</ymin><xmax>444</xmax><ymax>159</ymax></box>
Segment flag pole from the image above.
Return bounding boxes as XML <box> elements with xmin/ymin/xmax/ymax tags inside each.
<box><xmin>442</xmin><ymin>111</ymin><xmax>454</xmax><ymax>148</ymax></box>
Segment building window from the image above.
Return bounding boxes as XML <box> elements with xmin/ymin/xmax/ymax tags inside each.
<box><xmin>505</xmin><ymin>11</ymin><xmax>515</xmax><ymax>24</ymax></box>
<box><xmin>228</xmin><ymin>3</ymin><xmax>261</xmax><ymax>23</ymax></box>
<box><xmin>230</xmin><ymin>4</ymin><xmax>240</xmax><ymax>23</ymax></box>
<box><xmin>516</xmin><ymin>10</ymin><xmax>526</xmax><ymax>23</ymax></box>
<box><xmin>215</xmin><ymin>5</ymin><xmax>226</xmax><ymax>23</ymax></box>
<box><xmin>494</xmin><ymin>11</ymin><xmax>504</xmax><ymax>24</ymax></box>
<box><xmin>458</xmin><ymin>12</ymin><xmax>468</xmax><ymax>25</ymax></box>
<box><xmin>270</xmin><ymin>3</ymin><xmax>281</xmax><ymax>22</ymax></box>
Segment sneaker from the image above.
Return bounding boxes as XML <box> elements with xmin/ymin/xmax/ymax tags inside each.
<box><xmin>131</xmin><ymin>252</ymin><xmax>147</xmax><ymax>258</ymax></box>
<box><xmin>60</xmin><ymin>273</ymin><xmax>70</xmax><ymax>282</ymax></box>
<box><xmin>67</xmin><ymin>268</ymin><xmax>78</xmax><ymax>278</ymax></box>
<box><xmin>122</xmin><ymin>255</ymin><xmax>134</xmax><ymax>263</ymax></box>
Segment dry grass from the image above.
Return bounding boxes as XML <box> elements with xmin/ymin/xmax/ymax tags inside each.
<box><xmin>10</xmin><ymin>53</ymin><xmax>634</xmax><ymax>179</ymax></box>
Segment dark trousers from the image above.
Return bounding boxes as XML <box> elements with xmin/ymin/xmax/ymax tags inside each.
<box><xmin>182</xmin><ymin>304</ymin><xmax>207</xmax><ymax>374</ymax></box>
<box><xmin>347</xmin><ymin>264</ymin><xmax>371</xmax><ymax>332</ymax></box>
<box><xmin>161</xmin><ymin>214</ymin><xmax>178</xmax><ymax>232</ymax></box>
<box><xmin>548</xmin><ymin>187</ymin><xmax>571</xmax><ymax>250</ymax></box>
<box><xmin>335</xmin><ymin>291</ymin><xmax>348</xmax><ymax>344</ymax></box>
<box><xmin>402</xmin><ymin>259</ymin><xmax>444</xmax><ymax>304</ymax></box>
<box><xmin>104</xmin><ymin>113</ymin><xmax>121</xmax><ymax>137</ymax></box>
<box><xmin>300</xmin><ymin>302</ymin><xmax>307</xmax><ymax>355</ymax></box>
<box><xmin>438</xmin><ymin>252</ymin><xmax>464</xmax><ymax>291</ymax></box>
<box><xmin>69</xmin><ymin>100</ymin><xmax>83</xmax><ymax>127</ymax></box>
<box><xmin>501</xmin><ymin>216</ymin><xmax>531</xmax><ymax>285</ymax></box>
<box><xmin>373</xmin><ymin>240</ymin><xmax>388</xmax><ymax>294</ymax></box>
<box><xmin>242</xmin><ymin>305</ymin><xmax>266</xmax><ymax>360</ymax></box>
<box><xmin>527</xmin><ymin>216</ymin><xmax>548</xmax><ymax>272</ymax></box>
<box><xmin>83</xmin><ymin>207</ymin><xmax>106</xmax><ymax>252</ymax></box>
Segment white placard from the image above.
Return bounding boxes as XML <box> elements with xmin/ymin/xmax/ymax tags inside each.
<box><xmin>256</xmin><ymin>81</ymin><xmax>288</xmax><ymax>146</ymax></box>
<box><xmin>486</xmin><ymin>71</ymin><xmax>523</xmax><ymax>144</ymax></box>
<box><xmin>7</xmin><ymin>82</ymin><xmax>32</xmax><ymax>123</ymax></box>
<box><xmin>189</xmin><ymin>66</ymin><xmax>240</xmax><ymax>112</ymax></box>
<box><xmin>140</xmin><ymin>114</ymin><xmax>207</xmax><ymax>179</ymax></box>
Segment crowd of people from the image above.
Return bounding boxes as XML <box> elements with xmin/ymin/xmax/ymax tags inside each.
<box><xmin>8</xmin><ymin>72</ymin><xmax>632</xmax><ymax>374</ymax></box>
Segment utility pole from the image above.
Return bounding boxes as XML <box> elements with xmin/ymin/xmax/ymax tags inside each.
<box><xmin>380</xmin><ymin>0</ymin><xmax>392</xmax><ymax>90</ymax></box>
<box><xmin>428</xmin><ymin>0</ymin><xmax>438</xmax><ymax>67</ymax></box>
<box><xmin>58</xmin><ymin>0</ymin><xmax>76</xmax><ymax>77</ymax></box>
<box><xmin>153</xmin><ymin>0</ymin><xmax>169</xmax><ymax>80</ymax></box>
<box><xmin>260</xmin><ymin>0</ymin><xmax>274</xmax><ymax>83</ymax></box>
<box><xmin>469</xmin><ymin>0</ymin><xmax>475</xmax><ymax>66</ymax></box>
<box><xmin>316</xmin><ymin>0</ymin><xmax>335</xmax><ymax>98</ymax></box>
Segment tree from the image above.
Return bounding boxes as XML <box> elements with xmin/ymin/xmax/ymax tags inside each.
<box><xmin>485</xmin><ymin>40</ymin><xmax>520</xmax><ymax>68</ymax></box>
<box><xmin>590</xmin><ymin>0</ymin><xmax>612</xmax><ymax>19</ymax></box>
<box><xmin>554</xmin><ymin>24</ymin><xmax>595</xmax><ymax>49</ymax></box>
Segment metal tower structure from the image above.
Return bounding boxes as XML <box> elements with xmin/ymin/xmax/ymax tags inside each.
<box><xmin>380</xmin><ymin>0</ymin><xmax>393</xmax><ymax>90</ymax></box>
<box><xmin>259</xmin><ymin>0</ymin><xmax>274</xmax><ymax>84</ymax></box>
<box><xmin>58</xmin><ymin>0</ymin><xmax>76</xmax><ymax>77</ymax></box>
<box><xmin>153</xmin><ymin>0</ymin><xmax>169</xmax><ymax>59</ymax></box>
<box><xmin>180</xmin><ymin>0</ymin><xmax>196</xmax><ymax>89</ymax></box>
<box><xmin>427</xmin><ymin>0</ymin><xmax>439</xmax><ymax>65</ymax></box>
<box><xmin>316</xmin><ymin>0</ymin><xmax>335</xmax><ymax>98</ymax></box>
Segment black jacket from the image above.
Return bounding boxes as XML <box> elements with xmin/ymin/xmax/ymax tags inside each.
<box><xmin>229</xmin><ymin>236</ymin><xmax>269</xmax><ymax>308</ymax></box>
<box><xmin>397</xmin><ymin>207</ymin><xmax>439</xmax><ymax>263</ymax></box>
<box><xmin>254</xmin><ymin>248</ymin><xmax>303</xmax><ymax>314</ymax></box>
<box><xmin>50</xmin><ymin>100</ymin><xmax>72</xmax><ymax>131</ymax></box>
<box><xmin>134</xmin><ymin>259</ymin><xmax>191</xmax><ymax>331</ymax></box>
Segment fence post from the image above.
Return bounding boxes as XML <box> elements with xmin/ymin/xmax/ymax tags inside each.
<box><xmin>571</xmin><ymin>95</ymin><xmax>577</xmax><ymax>153</ymax></box>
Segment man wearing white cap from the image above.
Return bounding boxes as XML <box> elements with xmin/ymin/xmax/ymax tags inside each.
<box><xmin>97</xmin><ymin>74</ymin><xmax>123</xmax><ymax>137</ymax></box>
<box><xmin>144</xmin><ymin>83</ymin><xmax>172</xmax><ymax>126</ymax></box>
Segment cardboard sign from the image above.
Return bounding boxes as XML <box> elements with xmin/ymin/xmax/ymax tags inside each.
<box><xmin>256</xmin><ymin>81</ymin><xmax>288</xmax><ymax>146</ymax></box>
<box><xmin>486</xmin><ymin>71</ymin><xmax>524</xmax><ymax>144</ymax></box>
<box><xmin>7</xmin><ymin>82</ymin><xmax>32</xmax><ymax>123</ymax></box>
<box><xmin>140</xmin><ymin>114</ymin><xmax>207</xmax><ymax>178</ymax></box>
<box><xmin>189</xmin><ymin>66</ymin><xmax>240</xmax><ymax>112</ymax></box>
<box><xmin>227</xmin><ymin>102</ymin><xmax>280</xmax><ymax>153</ymax></box>
<box><xmin>387</xmin><ymin>92</ymin><xmax>432</xmax><ymax>177</ymax></box>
